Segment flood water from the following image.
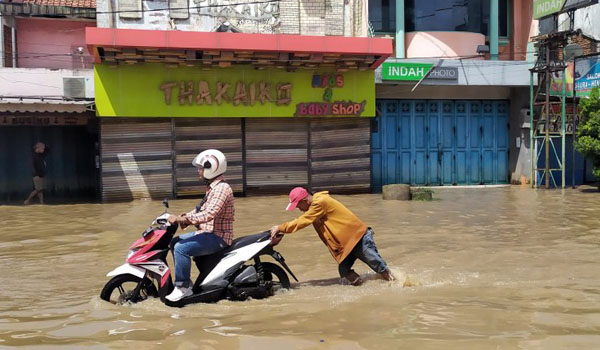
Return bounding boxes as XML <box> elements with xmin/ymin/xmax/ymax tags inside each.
<box><xmin>1</xmin><ymin>187</ymin><xmax>600</xmax><ymax>350</ymax></box>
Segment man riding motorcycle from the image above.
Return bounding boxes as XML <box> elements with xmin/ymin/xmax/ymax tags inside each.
<box><xmin>166</xmin><ymin>149</ymin><xmax>235</xmax><ymax>302</ymax></box>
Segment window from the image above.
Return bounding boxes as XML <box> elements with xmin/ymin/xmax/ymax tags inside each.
<box><xmin>369</xmin><ymin>0</ymin><xmax>509</xmax><ymax>37</ymax></box>
<box><xmin>369</xmin><ymin>0</ymin><xmax>396</xmax><ymax>33</ymax></box>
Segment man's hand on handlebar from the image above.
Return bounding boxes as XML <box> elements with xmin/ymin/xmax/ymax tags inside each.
<box><xmin>168</xmin><ymin>214</ymin><xmax>190</xmax><ymax>229</ymax></box>
<box><xmin>270</xmin><ymin>225</ymin><xmax>284</xmax><ymax>246</ymax></box>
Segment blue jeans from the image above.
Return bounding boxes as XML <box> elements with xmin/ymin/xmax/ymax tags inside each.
<box><xmin>170</xmin><ymin>231</ymin><xmax>228</xmax><ymax>288</ymax></box>
<box><xmin>338</xmin><ymin>228</ymin><xmax>388</xmax><ymax>278</ymax></box>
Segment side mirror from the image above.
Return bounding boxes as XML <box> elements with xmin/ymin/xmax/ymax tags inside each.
<box><xmin>162</xmin><ymin>198</ymin><xmax>169</xmax><ymax>209</ymax></box>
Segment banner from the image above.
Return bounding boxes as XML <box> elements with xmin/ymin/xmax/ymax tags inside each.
<box><xmin>574</xmin><ymin>55</ymin><xmax>600</xmax><ymax>94</ymax></box>
<box><xmin>95</xmin><ymin>64</ymin><xmax>375</xmax><ymax>117</ymax></box>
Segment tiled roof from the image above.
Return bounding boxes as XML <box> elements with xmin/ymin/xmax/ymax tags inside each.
<box><xmin>22</xmin><ymin>0</ymin><xmax>96</xmax><ymax>9</ymax></box>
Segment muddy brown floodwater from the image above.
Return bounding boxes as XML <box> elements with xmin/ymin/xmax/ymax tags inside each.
<box><xmin>1</xmin><ymin>187</ymin><xmax>599</xmax><ymax>350</ymax></box>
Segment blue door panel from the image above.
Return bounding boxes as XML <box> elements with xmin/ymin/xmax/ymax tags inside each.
<box><xmin>456</xmin><ymin>151</ymin><xmax>467</xmax><ymax>184</ymax></box>
<box><xmin>469</xmin><ymin>116</ymin><xmax>480</xmax><ymax>148</ymax></box>
<box><xmin>482</xmin><ymin>151</ymin><xmax>494</xmax><ymax>183</ymax></box>
<box><xmin>385</xmin><ymin>152</ymin><xmax>397</xmax><ymax>185</ymax></box>
<box><xmin>414</xmin><ymin>115</ymin><xmax>426</xmax><ymax>148</ymax></box>
<box><xmin>470</xmin><ymin>151</ymin><xmax>481</xmax><ymax>184</ymax></box>
<box><xmin>400</xmin><ymin>152</ymin><xmax>411</xmax><ymax>183</ymax></box>
<box><xmin>428</xmin><ymin>151</ymin><xmax>439</xmax><ymax>185</ymax></box>
<box><xmin>400</xmin><ymin>115</ymin><xmax>411</xmax><ymax>149</ymax></box>
<box><xmin>372</xmin><ymin>152</ymin><xmax>382</xmax><ymax>190</ymax></box>
<box><xmin>415</xmin><ymin>152</ymin><xmax>427</xmax><ymax>184</ymax></box>
<box><xmin>483</xmin><ymin>115</ymin><xmax>494</xmax><ymax>148</ymax></box>
<box><xmin>456</xmin><ymin>115</ymin><xmax>467</xmax><ymax>148</ymax></box>
<box><xmin>385</xmin><ymin>117</ymin><xmax>397</xmax><ymax>150</ymax></box>
<box><xmin>496</xmin><ymin>116</ymin><xmax>508</xmax><ymax>149</ymax></box>
<box><xmin>442</xmin><ymin>152</ymin><xmax>453</xmax><ymax>184</ymax></box>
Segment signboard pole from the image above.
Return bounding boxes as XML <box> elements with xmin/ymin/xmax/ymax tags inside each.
<box><xmin>411</xmin><ymin>60</ymin><xmax>440</xmax><ymax>92</ymax></box>
<box><xmin>562</xmin><ymin>63</ymin><xmax>566</xmax><ymax>188</ymax></box>
<box><xmin>545</xmin><ymin>48</ymin><xmax>551</xmax><ymax>189</ymax></box>
<box><xmin>530</xmin><ymin>71</ymin><xmax>535</xmax><ymax>188</ymax></box>
<box><xmin>572</xmin><ymin>57</ymin><xmax>579</xmax><ymax>188</ymax></box>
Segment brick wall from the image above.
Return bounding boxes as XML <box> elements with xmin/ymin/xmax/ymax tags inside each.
<box><xmin>556</xmin><ymin>33</ymin><xmax>599</xmax><ymax>61</ymax></box>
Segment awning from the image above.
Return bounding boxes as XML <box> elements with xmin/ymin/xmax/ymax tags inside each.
<box><xmin>86</xmin><ymin>28</ymin><xmax>393</xmax><ymax>71</ymax></box>
<box><xmin>0</xmin><ymin>98</ymin><xmax>94</xmax><ymax>113</ymax></box>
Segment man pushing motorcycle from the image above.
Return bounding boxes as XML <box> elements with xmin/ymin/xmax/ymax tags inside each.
<box><xmin>270</xmin><ymin>187</ymin><xmax>395</xmax><ymax>286</ymax></box>
<box><xmin>166</xmin><ymin>149</ymin><xmax>234</xmax><ymax>302</ymax></box>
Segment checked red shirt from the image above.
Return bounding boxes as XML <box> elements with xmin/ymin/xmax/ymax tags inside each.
<box><xmin>184</xmin><ymin>176</ymin><xmax>235</xmax><ymax>245</ymax></box>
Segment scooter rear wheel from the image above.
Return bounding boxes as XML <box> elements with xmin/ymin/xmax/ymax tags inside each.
<box><xmin>100</xmin><ymin>274</ymin><xmax>158</xmax><ymax>305</ymax></box>
<box><xmin>261</xmin><ymin>262</ymin><xmax>291</xmax><ymax>295</ymax></box>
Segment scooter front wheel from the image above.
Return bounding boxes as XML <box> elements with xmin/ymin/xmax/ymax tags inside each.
<box><xmin>100</xmin><ymin>274</ymin><xmax>158</xmax><ymax>305</ymax></box>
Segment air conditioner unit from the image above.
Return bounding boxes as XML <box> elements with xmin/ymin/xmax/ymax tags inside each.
<box><xmin>63</xmin><ymin>77</ymin><xmax>94</xmax><ymax>99</ymax></box>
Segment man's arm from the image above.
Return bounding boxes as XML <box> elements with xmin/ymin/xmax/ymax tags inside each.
<box><xmin>273</xmin><ymin>202</ymin><xmax>325</xmax><ymax>236</ymax></box>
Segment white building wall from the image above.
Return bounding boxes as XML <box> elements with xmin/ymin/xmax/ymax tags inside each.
<box><xmin>96</xmin><ymin>0</ymin><xmax>366</xmax><ymax>36</ymax></box>
<box><xmin>0</xmin><ymin>68</ymin><xmax>94</xmax><ymax>98</ymax></box>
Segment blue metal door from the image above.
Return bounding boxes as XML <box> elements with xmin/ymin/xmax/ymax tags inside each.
<box><xmin>372</xmin><ymin>100</ymin><xmax>509</xmax><ymax>191</ymax></box>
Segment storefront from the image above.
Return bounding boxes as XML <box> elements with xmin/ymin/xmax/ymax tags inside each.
<box><xmin>0</xmin><ymin>106</ymin><xmax>98</xmax><ymax>203</ymax></box>
<box><xmin>374</xmin><ymin>59</ymin><xmax>532</xmax><ymax>188</ymax></box>
<box><xmin>87</xmin><ymin>28</ymin><xmax>392</xmax><ymax>201</ymax></box>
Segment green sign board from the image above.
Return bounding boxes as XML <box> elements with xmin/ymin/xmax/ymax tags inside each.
<box><xmin>381</xmin><ymin>62</ymin><xmax>434</xmax><ymax>81</ymax></box>
<box><xmin>533</xmin><ymin>0</ymin><xmax>566</xmax><ymax>19</ymax></box>
<box><xmin>94</xmin><ymin>64</ymin><xmax>375</xmax><ymax>118</ymax></box>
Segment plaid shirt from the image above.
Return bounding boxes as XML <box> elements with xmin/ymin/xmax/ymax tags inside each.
<box><xmin>185</xmin><ymin>176</ymin><xmax>235</xmax><ymax>245</ymax></box>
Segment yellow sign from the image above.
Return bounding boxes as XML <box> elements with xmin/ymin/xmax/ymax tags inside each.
<box><xmin>94</xmin><ymin>64</ymin><xmax>375</xmax><ymax>117</ymax></box>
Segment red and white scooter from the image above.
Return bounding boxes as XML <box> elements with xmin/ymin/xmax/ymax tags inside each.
<box><xmin>100</xmin><ymin>200</ymin><xmax>297</xmax><ymax>308</ymax></box>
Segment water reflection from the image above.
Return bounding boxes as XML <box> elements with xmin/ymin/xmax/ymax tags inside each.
<box><xmin>1</xmin><ymin>187</ymin><xmax>599</xmax><ymax>349</ymax></box>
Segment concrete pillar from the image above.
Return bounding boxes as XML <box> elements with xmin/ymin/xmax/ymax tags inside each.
<box><xmin>490</xmin><ymin>0</ymin><xmax>499</xmax><ymax>60</ymax></box>
<box><xmin>0</xmin><ymin>18</ymin><xmax>4</xmax><ymax>67</ymax></box>
<box><xmin>395</xmin><ymin>0</ymin><xmax>405</xmax><ymax>58</ymax></box>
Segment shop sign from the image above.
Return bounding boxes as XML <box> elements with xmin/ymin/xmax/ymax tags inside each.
<box><xmin>381</xmin><ymin>62</ymin><xmax>434</xmax><ymax>81</ymax></box>
<box><xmin>95</xmin><ymin>64</ymin><xmax>374</xmax><ymax>117</ymax></box>
<box><xmin>427</xmin><ymin>67</ymin><xmax>458</xmax><ymax>81</ymax></box>
<box><xmin>0</xmin><ymin>115</ymin><xmax>88</xmax><ymax>126</ymax></box>
<box><xmin>533</xmin><ymin>0</ymin><xmax>566</xmax><ymax>19</ymax></box>
<box><xmin>550</xmin><ymin>57</ymin><xmax>599</xmax><ymax>97</ymax></box>
<box><xmin>574</xmin><ymin>55</ymin><xmax>600</xmax><ymax>93</ymax></box>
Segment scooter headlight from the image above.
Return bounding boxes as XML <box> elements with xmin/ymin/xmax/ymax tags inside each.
<box><xmin>126</xmin><ymin>249</ymin><xmax>137</xmax><ymax>261</ymax></box>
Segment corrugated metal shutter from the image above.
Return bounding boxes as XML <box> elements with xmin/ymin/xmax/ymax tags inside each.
<box><xmin>310</xmin><ymin>118</ymin><xmax>371</xmax><ymax>193</ymax></box>
<box><xmin>245</xmin><ymin>119</ymin><xmax>309</xmax><ymax>194</ymax></box>
<box><xmin>174</xmin><ymin>118</ymin><xmax>243</xmax><ymax>196</ymax></box>
<box><xmin>100</xmin><ymin>118</ymin><xmax>173</xmax><ymax>202</ymax></box>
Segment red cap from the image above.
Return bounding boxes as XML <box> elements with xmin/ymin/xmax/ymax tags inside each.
<box><xmin>286</xmin><ymin>187</ymin><xmax>309</xmax><ymax>211</ymax></box>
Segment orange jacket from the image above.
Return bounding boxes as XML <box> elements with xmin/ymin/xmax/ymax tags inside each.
<box><xmin>278</xmin><ymin>191</ymin><xmax>367</xmax><ymax>263</ymax></box>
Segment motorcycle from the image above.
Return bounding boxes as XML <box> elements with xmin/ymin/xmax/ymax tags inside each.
<box><xmin>100</xmin><ymin>199</ymin><xmax>297</xmax><ymax>308</ymax></box>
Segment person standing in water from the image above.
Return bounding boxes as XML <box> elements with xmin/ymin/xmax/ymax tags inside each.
<box><xmin>24</xmin><ymin>142</ymin><xmax>49</xmax><ymax>205</ymax></box>
<box><xmin>270</xmin><ymin>187</ymin><xmax>395</xmax><ymax>285</ymax></box>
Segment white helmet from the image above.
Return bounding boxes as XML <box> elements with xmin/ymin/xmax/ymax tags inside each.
<box><xmin>192</xmin><ymin>149</ymin><xmax>227</xmax><ymax>180</ymax></box>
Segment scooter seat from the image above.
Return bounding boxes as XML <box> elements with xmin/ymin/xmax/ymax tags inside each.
<box><xmin>222</xmin><ymin>231</ymin><xmax>270</xmax><ymax>254</ymax></box>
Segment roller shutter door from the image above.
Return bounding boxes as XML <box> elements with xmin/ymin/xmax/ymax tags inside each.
<box><xmin>174</xmin><ymin>118</ymin><xmax>243</xmax><ymax>196</ymax></box>
<box><xmin>100</xmin><ymin>118</ymin><xmax>173</xmax><ymax>202</ymax></box>
<box><xmin>310</xmin><ymin>118</ymin><xmax>371</xmax><ymax>193</ymax></box>
<box><xmin>245</xmin><ymin>119</ymin><xmax>309</xmax><ymax>194</ymax></box>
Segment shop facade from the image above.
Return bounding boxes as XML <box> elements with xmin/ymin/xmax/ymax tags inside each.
<box><xmin>87</xmin><ymin>28</ymin><xmax>392</xmax><ymax>201</ymax></box>
<box><xmin>373</xmin><ymin>59</ymin><xmax>533</xmax><ymax>189</ymax></box>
